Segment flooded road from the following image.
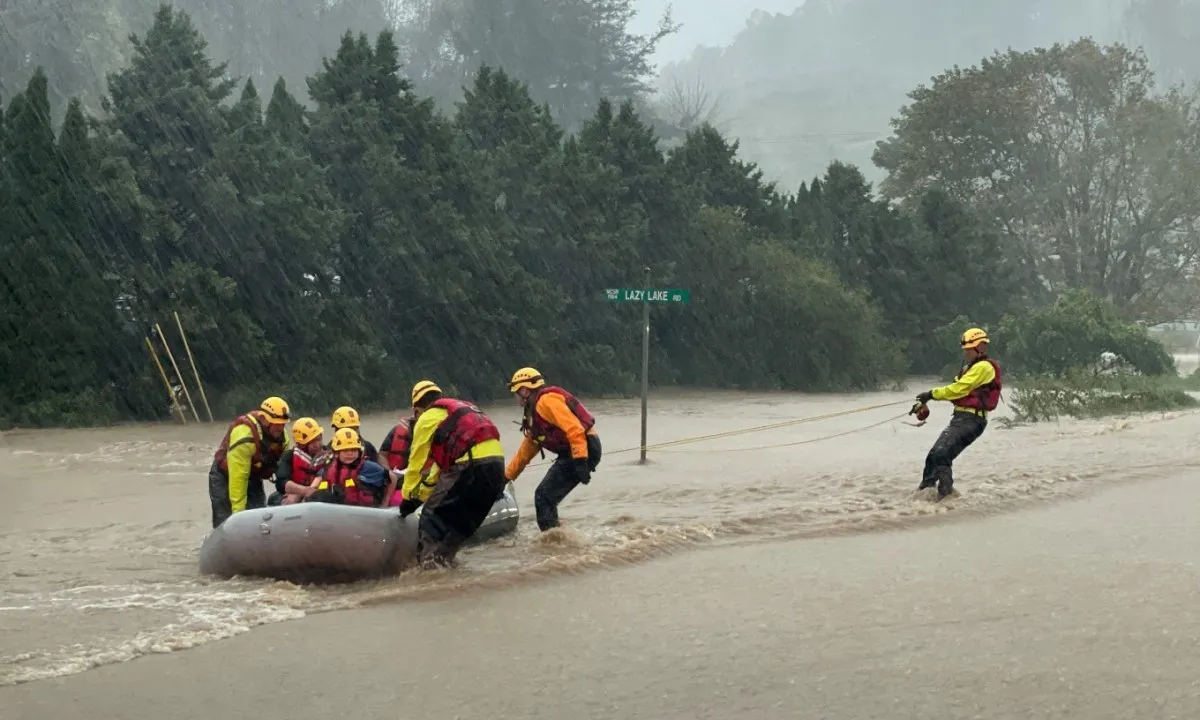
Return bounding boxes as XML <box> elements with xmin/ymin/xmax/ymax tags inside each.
<box><xmin>2</xmin><ymin>385</ymin><xmax>1198</xmax><ymax>697</ymax></box>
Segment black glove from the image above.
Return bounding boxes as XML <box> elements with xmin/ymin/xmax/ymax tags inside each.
<box><xmin>916</xmin><ymin>390</ymin><xmax>934</xmax><ymax>404</ymax></box>
<box><xmin>398</xmin><ymin>498</ymin><xmax>421</xmax><ymax>518</ymax></box>
<box><xmin>573</xmin><ymin>458</ymin><xmax>591</xmax><ymax>484</ymax></box>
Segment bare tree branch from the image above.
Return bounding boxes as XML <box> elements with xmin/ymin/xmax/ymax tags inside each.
<box><xmin>657</xmin><ymin>74</ymin><xmax>727</xmax><ymax>134</ymax></box>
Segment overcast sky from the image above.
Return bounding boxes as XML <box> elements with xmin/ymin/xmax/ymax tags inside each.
<box><xmin>630</xmin><ymin>0</ymin><xmax>806</xmax><ymax>65</ymax></box>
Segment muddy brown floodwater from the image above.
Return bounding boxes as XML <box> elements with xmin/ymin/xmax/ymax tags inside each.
<box><xmin>3</xmin><ymin>385</ymin><xmax>1199</xmax><ymax>718</ymax></box>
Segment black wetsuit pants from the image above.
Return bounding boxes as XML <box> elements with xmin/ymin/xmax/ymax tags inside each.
<box><xmin>208</xmin><ymin>462</ymin><xmax>266</xmax><ymax>528</ymax></box>
<box><xmin>417</xmin><ymin>457</ymin><xmax>508</xmax><ymax>567</ymax></box>
<box><xmin>535</xmin><ymin>434</ymin><xmax>602</xmax><ymax>531</ymax></box>
<box><xmin>920</xmin><ymin>411</ymin><xmax>987</xmax><ymax>498</ymax></box>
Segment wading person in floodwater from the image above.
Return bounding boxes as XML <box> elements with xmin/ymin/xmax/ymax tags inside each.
<box><xmin>911</xmin><ymin>328</ymin><xmax>1001</xmax><ymax>500</ymax></box>
<box><xmin>208</xmin><ymin>397</ymin><xmax>290</xmax><ymax>527</ymax></box>
<box><xmin>504</xmin><ymin>367</ymin><xmax>601</xmax><ymax>531</ymax></box>
<box><xmin>399</xmin><ymin>380</ymin><xmax>507</xmax><ymax>568</ymax></box>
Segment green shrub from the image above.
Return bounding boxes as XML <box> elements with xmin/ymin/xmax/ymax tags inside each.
<box><xmin>0</xmin><ymin>387</ymin><xmax>125</xmax><ymax>429</ymax></box>
<box><xmin>997</xmin><ymin>290</ymin><xmax>1173</xmax><ymax>378</ymax></box>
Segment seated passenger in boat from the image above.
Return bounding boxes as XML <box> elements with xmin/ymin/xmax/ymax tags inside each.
<box><xmin>308</xmin><ymin>428</ymin><xmax>399</xmax><ymax>507</ymax></box>
<box><xmin>330</xmin><ymin>405</ymin><xmax>379</xmax><ymax>462</ymax></box>
<box><xmin>268</xmin><ymin>417</ymin><xmax>330</xmax><ymax>506</ymax></box>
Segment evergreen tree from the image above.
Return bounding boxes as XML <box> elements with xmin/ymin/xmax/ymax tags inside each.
<box><xmin>0</xmin><ymin>5</ymin><xmax>1067</xmax><ymax>426</ymax></box>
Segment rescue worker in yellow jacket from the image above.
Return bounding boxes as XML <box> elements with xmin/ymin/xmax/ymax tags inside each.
<box><xmin>399</xmin><ymin>380</ymin><xmax>507</xmax><ymax>568</ymax></box>
<box><xmin>208</xmin><ymin>397</ymin><xmax>291</xmax><ymax>527</ymax></box>
<box><xmin>330</xmin><ymin>405</ymin><xmax>379</xmax><ymax>462</ymax></box>
<box><xmin>911</xmin><ymin>328</ymin><xmax>1002</xmax><ymax>500</ymax></box>
<box><xmin>505</xmin><ymin>367</ymin><xmax>601</xmax><ymax>531</ymax></box>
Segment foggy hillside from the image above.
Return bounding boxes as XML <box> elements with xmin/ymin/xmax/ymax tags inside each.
<box><xmin>653</xmin><ymin>0</ymin><xmax>1200</xmax><ymax>190</ymax></box>
<box><xmin>630</xmin><ymin>0</ymin><xmax>803</xmax><ymax>64</ymax></box>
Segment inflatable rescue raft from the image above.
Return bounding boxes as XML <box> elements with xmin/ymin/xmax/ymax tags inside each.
<box><xmin>199</xmin><ymin>483</ymin><xmax>519</xmax><ymax>582</ymax></box>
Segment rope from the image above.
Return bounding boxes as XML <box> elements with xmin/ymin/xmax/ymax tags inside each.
<box><xmin>523</xmin><ymin>399</ymin><xmax>913</xmax><ymax>467</ymax></box>
<box><xmin>652</xmin><ymin>411</ymin><xmax>912</xmax><ymax>453</ymax></box>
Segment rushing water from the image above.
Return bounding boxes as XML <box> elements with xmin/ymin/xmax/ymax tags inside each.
<box><xmin>2</xmin><ymin>385</ymin><xmax>1198</xmax><ymax>686</ymax></box>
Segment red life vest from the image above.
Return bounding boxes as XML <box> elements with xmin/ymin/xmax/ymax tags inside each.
<box><xmin>385</xmin><ymin>417</ymin><xmax>415</xmax><ymax>469</ymax></box>
<box><xmin>289</xmin><ymin>448</ymin><xmax>323</xmax><ymax>487</ymax></box>
<box><xmin>427</xmin><ymin>398</ymin><xmax>501</xmax><ymax>470</ymax></box>
<box><xmin>213</xmin><ymin>412</ymin><xmax>285</xmax><ymax>480</ymax></box>
<box><xmin>316</xmin><ymin>457</ymin><xmax>374</xmax><ymax>506</ymax></box>
<box><xmin>951</xmin><ymin>357</ymin><xmax>1003</xmax><ymax>413</ymax></box>
<box><xmin>521</xmin><ymin>386</ymin><xmax>596</xmax><ymax>455</ymax></box>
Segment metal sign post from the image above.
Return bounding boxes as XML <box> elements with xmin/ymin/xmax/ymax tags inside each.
<box><xmin>604</xmin><ymin>273</ymin><xmax>692</xmax><ymax>463</ymax></box>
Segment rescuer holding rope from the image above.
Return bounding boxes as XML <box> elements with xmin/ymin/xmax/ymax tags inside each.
<box><xmin>505</xmin><ymin>367</ymin><xmax>601</xmax><ymax>531</ymax></box>
<box><xmin>911</xmin><ymin>327</ymin><xmax>1001</xmax><ymax>500</ymax></box>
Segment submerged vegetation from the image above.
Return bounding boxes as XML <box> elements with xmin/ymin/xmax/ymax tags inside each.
<box><xmin>991</xmin><ymin>294</ymin><xmax>1196</xmax><ymax>423</ymax></box>
<box><xmin>1005</xmin><ymin>374</ymin><xmax>1198</xmax><ymax>424</ymax></box>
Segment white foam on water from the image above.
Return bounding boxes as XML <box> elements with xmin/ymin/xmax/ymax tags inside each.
<box><xmin>3</xmin><ymin>394</ymin><xmax>1198</xmax><ymax>687</ymax></box>
<box><xmin>0</xmin><ymin>581</ymin><xmax>311</xmax><ymax>686</ymax></box>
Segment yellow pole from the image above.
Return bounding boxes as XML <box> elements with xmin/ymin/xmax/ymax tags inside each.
<box><xmin>155</xmin><ymin>322</ymin><xmax>201</xmax><ymax>423</ymax></box>
<box><xmin>146</xmin><ymin>336</ymin><xmax>187</xmax><ymax>424</ymax></box>
<box><xmin>174</xmin><ymin>311</ymin><xmax>214</xmax><ymax>422</ymax></box>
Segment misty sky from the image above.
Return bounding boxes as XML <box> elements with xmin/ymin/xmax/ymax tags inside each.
<box><xmin>631</xmin><ymin>0</ymin><xmax>805</xmax><ymax>64</ymax></box>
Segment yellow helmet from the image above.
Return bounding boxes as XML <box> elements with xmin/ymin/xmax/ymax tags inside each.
<box><xmin>259</xmin><ymin>396</ymin><xmax>290</xmax><ymax>425</ymax></box>
<box><xmin>291</xmin><ymin>417</ymin><xmax>324</xmax><ymax>446</ymax></box>
<box><xmin>411</xmin><ymin>380</ymin><xmax>442</xmax><ymax>407</ymax></box>
<box><xmin>330</xmin><ymin>427</ymin><xmax>363</xmax><ymax>452</ymax></box>
<box><xmin>508</xmin><ymin>366</ymin><xmax>545</xmax><ymax>392</ymax></box>
<box><xmin>331</xmin><ymin>405</ymin><xmax>361</xmax><ymax>429</ymax></box>
<box><xmin>960</xmin><ymin>327</ymin><xmax>989</xmax><ymax>350</ymax></box>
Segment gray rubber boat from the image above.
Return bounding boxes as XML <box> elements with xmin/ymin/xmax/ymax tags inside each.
<box><xmin>198</xmin><ymin>483</ymin><xmax>519</xmax><ymax>582</ymax></box>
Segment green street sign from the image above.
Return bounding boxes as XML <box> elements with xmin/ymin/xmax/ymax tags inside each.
<box><xmin>604</xmin><ymin>288</ymin><xmax>691</xmax><ymax>303</ymax></box>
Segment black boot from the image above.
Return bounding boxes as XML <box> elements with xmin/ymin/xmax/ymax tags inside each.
<box><xmin>935</xmin><ymin>468</ymin><xmax>955</xmax><ymax>500</ymax></box>
<box><xmin>417</xmin><ymin>533</ymin><xmax>463</xmax><ymax>570</ymax></box>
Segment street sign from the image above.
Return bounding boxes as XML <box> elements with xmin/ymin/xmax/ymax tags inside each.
<box><xmin>604</xmin><ymin>288</ymin><xmax>691</xmax><ymax>303</ymax></box>
<box><xmin>604</xmin><ymin>276</ymin><xmax>693</xmax><ymax>464</ymax></box>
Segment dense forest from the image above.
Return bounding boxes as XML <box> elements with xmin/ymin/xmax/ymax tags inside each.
<box><xmin>0</xmin><ymin>0</ymin><xmax>680</xmax><ymax>134</ymax></box>
<box><xmin>0</xmin><ymin>4</ymin><xmax>1193</xmax><ymax>427</ymax></box>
